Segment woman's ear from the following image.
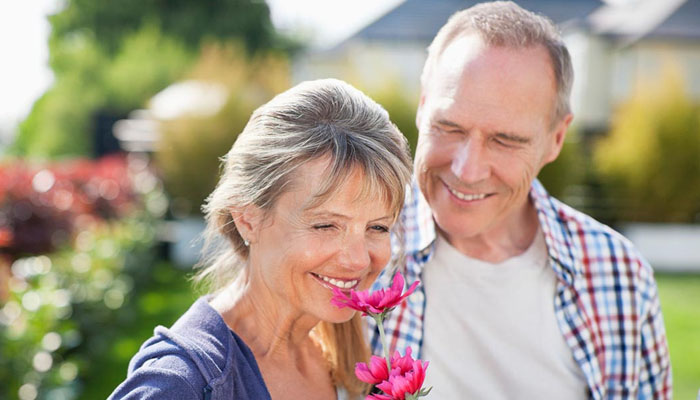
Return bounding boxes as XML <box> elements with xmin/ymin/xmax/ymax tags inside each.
<box><xmin>231</xmin><ymin>205</ymin><xmax>263</xmax><ymax>245</ymax></box>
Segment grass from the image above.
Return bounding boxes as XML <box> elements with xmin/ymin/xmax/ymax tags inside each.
<box><xmin>656</xmin><ymin>273</ymin><xmax>700</xmax><ymax>400</ymax></box>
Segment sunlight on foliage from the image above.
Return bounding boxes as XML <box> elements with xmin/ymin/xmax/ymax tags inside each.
<box><xmin>155</xmin><ymin>43</ymin><xmax>291</xmax><ymax>216</ymax></box>
<box><xmin>594</xmin><ymin>64</ymin><xmax>700</xmax><ymax>222</ymax></box>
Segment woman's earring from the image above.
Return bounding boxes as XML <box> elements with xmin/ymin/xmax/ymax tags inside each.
<box><xmin>243</xmin><ymin>239</ymin><xmax>250</xmax><ymax>247</ymax></box>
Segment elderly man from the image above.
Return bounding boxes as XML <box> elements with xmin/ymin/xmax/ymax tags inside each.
<box><xmin>369</xmin><ymin>1</ymin><xmax>672</xmax><ymax>399</ymax></box>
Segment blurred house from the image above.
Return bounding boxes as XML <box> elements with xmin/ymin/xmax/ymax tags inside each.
<box><xmin>292</xmin><ymin>0</ymin><xmax>700</xmax><ymax>133</ymax></box>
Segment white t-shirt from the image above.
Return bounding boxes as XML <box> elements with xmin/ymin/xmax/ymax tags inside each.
<box><xmin>421</xmin><ymin>229</ymin><xmax>588</xmax><ymax>399</ymax></box>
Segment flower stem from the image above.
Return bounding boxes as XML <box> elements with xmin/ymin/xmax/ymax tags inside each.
<box><xmin>374</xmin><ymin>314</ymin><xmax>391</xmax><ymax>372</ymax></box>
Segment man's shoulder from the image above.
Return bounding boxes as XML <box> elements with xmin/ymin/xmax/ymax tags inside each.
<box><xmin>537</xmin><ymin>188</ymin><xmax>652</xmax><ymax>278</ymax></box>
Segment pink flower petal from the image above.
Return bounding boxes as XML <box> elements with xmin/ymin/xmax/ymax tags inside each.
<box><xmin>330</xmin><ymin>272</ymin><xmax>420</xmax><ymax>316</ymax></box>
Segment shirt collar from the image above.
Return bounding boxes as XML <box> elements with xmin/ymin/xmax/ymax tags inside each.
<box><xmin>400</xmin><ymin>180</ymin><xmax>436</xmax><ymax>256</ymax></box>
<box><xmin>530</xmin><ymin>179</ymin><xmax>582</xmax><ymax>282</ymax></box>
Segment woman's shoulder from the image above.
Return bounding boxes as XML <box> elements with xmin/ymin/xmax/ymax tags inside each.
<box><xmin>109</xmin><ymin>298</ymin><xmax>265</xmax><ymax>399</ymax></box>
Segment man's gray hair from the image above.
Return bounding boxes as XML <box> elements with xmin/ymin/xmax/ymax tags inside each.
<box><xmin>421</xmin><ymin>1</ymin><xmax>574</xmax><ymax>122</ymax></box>
<box><xmin>195</xmin><ymin>78</ymin><xmax>413</xmax><ymax>291</ymax></box>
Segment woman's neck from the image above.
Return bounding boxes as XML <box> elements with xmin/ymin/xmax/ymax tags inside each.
<box><xmin>209</xmin><ymin>277</ymin><xmax>321</xmax><ymax>363</ymax></box>
<box><xmin>209</xmin><ymin>276</ymin><xmax>337</xmax><ymax>400</ymax></box>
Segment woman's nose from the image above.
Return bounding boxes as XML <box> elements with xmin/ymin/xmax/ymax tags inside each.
<box><xmin>339</xmin><ymin>233</ymin><xmax>371</xmax><ymax>271</ymax></box>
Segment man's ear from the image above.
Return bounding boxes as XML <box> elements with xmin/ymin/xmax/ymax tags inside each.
<box><xmin>544</xmin><ymin>113</ymin><xmax>573</xmax><ymax>164</ymax></box>
<box><xmin>231</xmin><ymin>205</ymin><xmax>263</xmax><ymax>244</ymax></box>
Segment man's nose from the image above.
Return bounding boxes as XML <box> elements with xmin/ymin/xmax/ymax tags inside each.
<box><xmin>451</xmin><ymin>139</ymin><xmax>490</xmax><ymax>183</ymax></box>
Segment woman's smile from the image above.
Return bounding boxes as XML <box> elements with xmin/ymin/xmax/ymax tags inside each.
<box><xmin>310</xmin><ymin>272</ymin><xmax>361</xmax><ymax>291</ymax></box>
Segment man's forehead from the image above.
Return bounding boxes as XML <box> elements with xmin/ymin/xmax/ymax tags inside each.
<box><xmin>438</xmin><ymin>34</ymin><xmax>485</xmax><ymax>70</ymax></box>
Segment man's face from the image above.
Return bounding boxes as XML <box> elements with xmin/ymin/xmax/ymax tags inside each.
<box><xmin>414</xmin><ymin>35</ymin><xmax>571</xmax><ymax>250</ymax></box>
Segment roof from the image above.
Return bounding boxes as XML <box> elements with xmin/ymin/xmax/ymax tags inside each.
<box><xmin>653</xmin><ymin>0</ymin><xmax>700</xmax><ymax>39</ymax></box>
<box><xmin>333</xmin><ymin>0</ymin><xmax>699</xmax><ymax>49</ymax></box>
<box><xmin>592</xmin><ymin>0</ymin><xmax>700</xmax><ymax>41</ymax></box>
<box><xmin>342</xmin><ymin>0</ymin><xmax>602</xmax><ymax>45</ymax></box>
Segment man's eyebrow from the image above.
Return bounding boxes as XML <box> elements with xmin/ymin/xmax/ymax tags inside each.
<box><xmin>435</xmin><ymin>119</ymin><xmax>465</xmax><ymax>131</ymax></box>
<box><xmin>495</xmin><ymin>132</ymin><xmax>531</xmax><ymax>144</ymax></box>
<box><xmin>436</xmin><ymin>119</ymin><xmax>530</xmax><ymax>144</ymax></box>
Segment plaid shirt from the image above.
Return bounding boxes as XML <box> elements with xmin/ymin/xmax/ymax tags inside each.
<box><xmin>369</xmin><ymin>179</ymin><xmax>672</xmax><ymax>399</ymax></box>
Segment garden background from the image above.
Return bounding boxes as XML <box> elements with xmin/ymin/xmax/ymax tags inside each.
<box><xmin>1</xmin><ymin>1</ymin><xmax>699</xmax><ymax>399</ymax></box>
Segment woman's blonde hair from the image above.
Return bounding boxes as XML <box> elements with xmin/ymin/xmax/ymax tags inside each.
<box><xmin>194</xmin><ymin>78</ymin><xmax>412</xmax><ymax>396</ymax></box>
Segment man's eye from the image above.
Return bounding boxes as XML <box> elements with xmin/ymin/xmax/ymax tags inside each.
<box><xmin>313</xmin><ymin>224</ymin><xmax>335</xmax><ymax>230</ymax></box>
<box><xmin>494</xmin><ymin>137</ymin><xmax>514</xmax><ymax>148</ymax></box>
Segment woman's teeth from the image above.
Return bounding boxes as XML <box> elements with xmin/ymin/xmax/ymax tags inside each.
<box><xmin>317</xmin><ymin>274</ymin><xmax>358</xmax><ymax>289</ymax></box>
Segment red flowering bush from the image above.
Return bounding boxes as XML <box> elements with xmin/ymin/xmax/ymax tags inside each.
<box><xmin>0</xmin><ymin>154</ymin><xmax>138</xmax><ymax>258</ymax></box>
<box><xmin>0</xmin><ymin>154</ymin><xmax>173</xmax><ymax>399</ymax></box>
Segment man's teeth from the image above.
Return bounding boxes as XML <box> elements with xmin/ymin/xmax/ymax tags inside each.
<box><xmin>318</xmin><ymin>274</ymin><xmax>358</xmax><ymax>289</ymax></box>
<box><xmin>448</xmin><ymin>187</ymin><xmax>487</xmax><ymax>201</ymax></box>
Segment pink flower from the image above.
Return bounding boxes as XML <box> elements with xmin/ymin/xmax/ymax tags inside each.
<box><xmin>365</xmin><ymin>394</ymin><xmax>392</xmax><ymax>400</ymax></box>
<box><xmin>356</xmin><ymin>355</ymin><xmax>389</xmax><ymax>385</ymax></box>
<box><xmin>356</xmin><ymin>348</ymin><xmax>417</xmax><ymax>385</ymax></box>
<box><xmin>330</xmin><ymin>272</ymin><xmax>431</xmax><ymax>399</ymax></box>
<box><xmin>376</xmin><ymin>358</ymin><xmax>430</xmax><ymax>400</ymax></box>
<box><xmin>331</xmin><ymin>272</ymin><xmax>419</xmax><ymax>316</ymax></box>
<box><xmin>358</xmin><ymin>348</ymin><xmax>431</xmax><ymax>400</ymax></box>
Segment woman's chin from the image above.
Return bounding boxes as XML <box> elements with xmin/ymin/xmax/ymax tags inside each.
<box><xmin>321</xmin><ymin>309</ymin><xmax>356</xmax><ymax>324</ymax></box>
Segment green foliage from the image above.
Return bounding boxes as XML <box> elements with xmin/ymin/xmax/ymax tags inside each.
<box><xmin>80</xmin><ymin>261</ymin><xmax>195</xmax><ymax>399</ymax></box>
<box><xmin>13</xmin><ymin>38</ymin><xmax>108</xmax><ymax>157</ymax></box>
<box><xmin>359</xmin><ymin>82</ymin><xmax>419</xmax><ymax>155</ymax></box>
<box><xmin>12</xmin><ymin>0</ymin><xmax>299</xmax><ymax>159</ymax></box>
<box><xmin>656</xmin><ymin>273</ymin><xmax>700</xmax><ymax>400</ymax></box>
<box><xmin>0</xmin><ymin>223</ymin><xmax>195</xmax><ymax>399</ymax></box>
<box><xmin>594</xmin><ymin>67</ymin><xmax>700</xmax><ymax>222</ymax></box>
<box><xmin>155</xmin><ymin>44</ymin><xmax>291</xmax><ymax>216</ymax></box>
<box><xmin>537</xmin><ymin>127</ymin><xmax>587</xmax><ymax>201</ymax></box>
<box><xmin>102</xmin><ymin>25</ymin><xmax>194</xmax><ymax>112</ymax></box>
<box><xmin>0</xmin><ymin>154</ymin><xmax>199</xmax><ymax>399</ymax></box>
<box><xmin>0</xmin><ymin>218</ymin><xmax>151</xmax><ymax>398</ymax></box>
<box><xmin>13</xmin><ymin>26</ymin><xmax>194</xmax><ymax>158</ymax></box>
<box><xmin>48</xmin><ymin>0</ymin><xmax>284</xmax><ymax>55</ymax></box>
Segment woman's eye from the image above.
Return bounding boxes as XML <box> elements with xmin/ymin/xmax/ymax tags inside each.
<box><xmin>370</xmin><ymin>225</ymin><xmax>390</xmax><ymax>233</ymax></box>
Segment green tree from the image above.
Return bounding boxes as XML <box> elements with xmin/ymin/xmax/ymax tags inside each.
<box><xmin>594</xmin><ymin>66</ymin><xmax>700</xmax><ymax>222</ymax></box>
<box><xmin>48</xmin><ymin>0</ymin><xmax>287</xmax><ymax>55</ymax></box>
<box><xmin>12</xmin><ymin>0</ymin><xmax>297</xmax><ymax>159</ymax></box>
<box><xmin>14</xmin><ymin>26</ymin><xmax>193</xmax><ymax>158</ymax></box>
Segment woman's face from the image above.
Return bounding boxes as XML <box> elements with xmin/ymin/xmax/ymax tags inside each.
<box><xmin>246</xmin><ymin>158</ymin><xmax>394</xmax><ymax>323</ymax></box>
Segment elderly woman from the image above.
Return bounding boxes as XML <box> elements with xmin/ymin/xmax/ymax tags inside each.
<box><xmin>109</xmin><ymin>79</ymin><xmax>412</xmax><ymax>400</ymax></box>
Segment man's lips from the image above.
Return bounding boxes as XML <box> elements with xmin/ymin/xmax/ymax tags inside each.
<box><xmin>443</xmin><ymin>181</ymin><xmax>493</xmax><ymax>202</ymax></box>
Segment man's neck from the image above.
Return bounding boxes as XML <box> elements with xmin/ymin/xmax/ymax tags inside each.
<box><xmin>441</xmin><ymin>199</ymin><xmax>540</xmax><ymax>264</ymax></box>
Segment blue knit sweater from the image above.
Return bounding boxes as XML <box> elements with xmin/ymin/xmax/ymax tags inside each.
<box><xmin>108</xmin><ymin>298</ymin><xmax>271</xmax><ymax>400</ymax></box>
